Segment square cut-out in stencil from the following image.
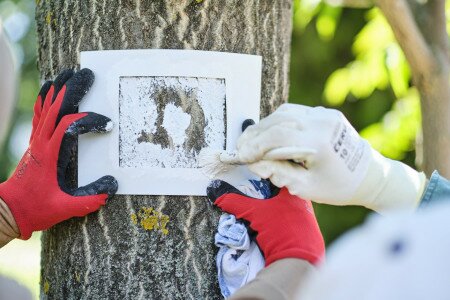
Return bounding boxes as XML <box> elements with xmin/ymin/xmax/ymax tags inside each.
<box><xmin>119</xmin><ymin>76</ymin><xmax>227</xmax><ymax>168</ymax></box>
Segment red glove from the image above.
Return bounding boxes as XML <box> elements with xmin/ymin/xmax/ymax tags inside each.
<box><xmin>208</xmin><ymin>181</ymin><xmax>325</xmax><ymax>266</ymax></box>
<box><xmin>0</xmin><ymin>69</ymin><xmax>118</xmax><ymax>239</ymax></box>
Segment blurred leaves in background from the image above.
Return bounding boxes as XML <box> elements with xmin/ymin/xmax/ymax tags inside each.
<box><xmin>292</xmin><ymin>0</ymin><xmax>419</xmax><ymax>162</ymax></box>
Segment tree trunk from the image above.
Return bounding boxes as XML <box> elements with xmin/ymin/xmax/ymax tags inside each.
<box><xmin>409</xmin><ymin>0</ymin><xmax>450</xmax><ymax>177</ymax></box>
<box><xmin>36</xmin><ymin>1</ymin><xmax>292</xmax><ymax>299</ymax></box>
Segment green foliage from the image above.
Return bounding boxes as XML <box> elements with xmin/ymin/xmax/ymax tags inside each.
<box><xmin>361</xmin><ymin>89</ymin><xmax>421</xmax><ymax>160</ymax></box>
<box><xmin>322</xmin><ymin>7</ymin><xmax>417</xmax><ymax>161</ymax></box>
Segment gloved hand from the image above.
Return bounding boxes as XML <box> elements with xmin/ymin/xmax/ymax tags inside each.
<box><xmin>237</xmin><ymin>103</ymin><xmax>427</xmax><ymax>213</ymax></box>
<box><xmin>0</xmin><ymin>69</ymin><xmax>118</xmax><ymax>239</ymax></box>
<box><xmin>208</xmin><ymin>180</ymin><xmax>325</xmax><ymax>266</ymax></box>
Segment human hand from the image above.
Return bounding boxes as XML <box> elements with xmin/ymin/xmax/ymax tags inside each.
<box><xmin>237</xmin><ymin>104</ymin><xmax>426</xmax><ymax>213</ymax></box>
<box><xmin>208</xmin><ymin>180</ymin><xmax>325</xmax><ymax>266</ymax></box>
<box><xmin>0</xmin><ymin>69</ymin><xmax>118</xmax><ymax>239</ymax></box>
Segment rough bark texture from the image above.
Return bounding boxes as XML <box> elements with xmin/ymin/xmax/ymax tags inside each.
<box><xmin>36</xmin><ymin>1</ymin><xmax>292</xmax><ymax>299</ymax></box>
<box><xmin>408</xmin><ymin>0</ymin><xmax>450</xmax><ymax>177</ymax></box>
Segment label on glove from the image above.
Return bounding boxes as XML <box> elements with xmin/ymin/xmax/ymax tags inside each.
<box><xmin>331</xmin><ymin>121</ymin><xmax>365</xmax><ymax>172</ymax></box>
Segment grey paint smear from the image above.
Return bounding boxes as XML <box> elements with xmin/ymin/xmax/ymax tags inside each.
<box><xmin>119</xmin><ymin>76</ymin><xmax>226</xmax><ymax>168</ymax></box>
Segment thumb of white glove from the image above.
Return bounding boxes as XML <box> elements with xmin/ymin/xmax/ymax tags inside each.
<box><xmin>238</xmin><ymin>104</ymin><xmax>426</xmax><ymax>213</ymax></box>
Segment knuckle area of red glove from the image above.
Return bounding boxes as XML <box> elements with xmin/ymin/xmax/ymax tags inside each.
<box><xmin>214</xmin><ymin>197</ymin><xmax>229</xmax><ymax>211</ymax></box>
<box><xmin>215</xmin><ymin>195</ymin><xmax>254</xmax><ymax>218</ymax></box>
<box><xmin>52</xmin><ymin>85</ymin><xmax>66</xmax><ymax>107</ymax></box>
<box><xmin>52</xmin><ymin>113</ymin><xmax>88</xmax><ymax>140</ymax></box>
<box><xmin>215</xmin><ymin>197</ymin><xmax>237</xmax><ymax>214</ymax></box>
<box><xmin>62</xmin><ymin>113</ymin><xmax>88</xmax><ymax>128</ymax></box>
<box><xmin>34</xmin><ymin>96</ymin><xmax>43</xmax><ymax>114</ymax></box>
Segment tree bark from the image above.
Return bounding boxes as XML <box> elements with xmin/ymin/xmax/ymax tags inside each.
<box><xmin>36</xmin><ymin>1</ymin><xmax>292</xmax><ymax>299</ymax></box>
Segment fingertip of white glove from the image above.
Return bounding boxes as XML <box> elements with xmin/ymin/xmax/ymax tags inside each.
<box><xmin>248</xmin><ymin>160</ymin><xmax>309</xmax><ymax>197</ymax></box>
<box><xmin>248</xmin><ymin>160</ymin><xmax>275</xmax><ymax>179</ymax></box>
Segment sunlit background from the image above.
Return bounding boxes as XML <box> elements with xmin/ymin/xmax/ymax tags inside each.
<box><xmin>1</xmin><ymin>0</ymin><xmax>448</xmax><ymax>298</ymax></box>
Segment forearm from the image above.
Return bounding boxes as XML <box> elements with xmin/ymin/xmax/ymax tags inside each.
<box><xmin>0</xmin><ymin>196</ymin><xmax>19</xmax><ymax>247</ymax></box>
<box><xmin>230</xmin><ymin>258</ymin><xmax>315</xmax><ymax>300</ymax></box>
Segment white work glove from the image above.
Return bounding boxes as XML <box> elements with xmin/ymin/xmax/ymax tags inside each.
<box><xmin>237</xmin><ymin>104</ymin><xmax>427</xmax><ymax>213</ymax></box>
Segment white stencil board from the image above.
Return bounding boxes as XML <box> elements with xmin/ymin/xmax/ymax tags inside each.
<box><xmin>79</xmin><ymin>49</ymin><xmax>262</xmax><ymax>196</ymax></box>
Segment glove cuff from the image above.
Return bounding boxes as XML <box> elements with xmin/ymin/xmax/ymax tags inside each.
<box><xmin>353</xmin><ymin>149</ymin><xmax>427</xmax><ymax>214</ymax></box>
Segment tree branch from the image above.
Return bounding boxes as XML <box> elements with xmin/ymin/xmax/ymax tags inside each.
<box><xmin>429</xmin><ymin>0</ymin><xmax>449</xmax><ymax>59</ymax></box>
<box><xmin>376</xmin><ymin>0</ymin><xmax>436</xmax><ymax>77</ymax></box>
<box><xmin>409</xmin><ymin>0</ymin><xmax>449</xmax><ymax>66</ymax></box>
<box><xmin>325</xmin><ymin>0</ymin><xmax>374</xmax><ymax>8</ymax></box>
